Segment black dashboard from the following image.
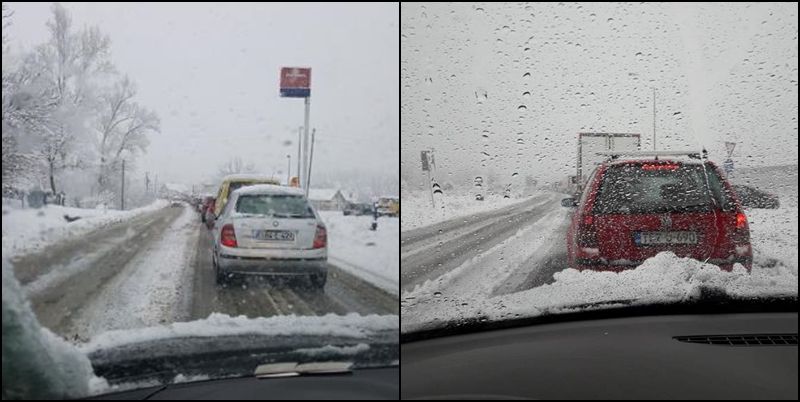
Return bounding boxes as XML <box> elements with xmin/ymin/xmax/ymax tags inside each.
<box><xmin>402</xmin><ymin>312</ymin><xmax>797</xmax><ymax>399</ymax></box>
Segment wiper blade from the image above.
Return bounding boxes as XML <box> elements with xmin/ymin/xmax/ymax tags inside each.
<box><xmin>254</xmin><ymin>361</ymin><xmax>352</xmax><ymax>378</ymax></box>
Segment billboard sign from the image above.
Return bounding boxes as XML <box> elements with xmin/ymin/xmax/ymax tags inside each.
<box><xmin>280</xmin><ymin>67</ymin><xmax>311</xmax><ymax>97</ymax></box>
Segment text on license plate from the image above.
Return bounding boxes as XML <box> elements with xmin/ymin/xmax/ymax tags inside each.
<box><xmin>635</xmin><ymin>231</ymin><xmax>698</xmax><ymax>245</ymax></box>
<box><xmin>253</xmin><ymin>230</ymin><xmax>295</xmax><ymax>241</ymax></box>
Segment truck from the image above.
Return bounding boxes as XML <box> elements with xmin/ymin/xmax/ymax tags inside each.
<box><xmin>574</xmin><ymin>132</ymin><xmax>641</xmax><ymax>195</ymax></box>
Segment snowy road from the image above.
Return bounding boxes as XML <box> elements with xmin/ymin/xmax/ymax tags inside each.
<box><xmin>401</xmin><ymin>193</ymin><xmax>569</xmax><ymax>293</ymax></box>
<box><xmin>11</xmin><ymin>204</ymin><xmax>397</xmax><ymax>342</ymax></box>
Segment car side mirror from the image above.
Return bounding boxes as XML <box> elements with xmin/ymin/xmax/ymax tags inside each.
<box><xmin>561</xmin><ymin>198</ymin><xmax>577</xmax><ymax>208</ymax></box>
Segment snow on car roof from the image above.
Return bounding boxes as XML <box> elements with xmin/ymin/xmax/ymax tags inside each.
<box><xmin>221</xmin><ymin>173</ymin><xmax>281</xmax><ymax>182</ymax></box>
<box><xmin>606</xmin><ymin>158</ymin><xmax>707</xmax><ymax>166</ymax></box>
<box><xmin>230</xmin><ymin>184</ymin><xmax>305</xmax><ymax>196</ymax></box>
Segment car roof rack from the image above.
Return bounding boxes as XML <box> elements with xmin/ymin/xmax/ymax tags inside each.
<box><xmin>596</xmin><ymin>149</ymin><xmax>708</xmax><ymax>161</ymax></box>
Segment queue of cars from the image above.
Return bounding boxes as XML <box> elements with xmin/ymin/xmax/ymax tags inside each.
<box><xmin>195</xmin><ymin>174</ymin><xmax>327</xmax><ymax>287</ymax></box>
<box><xmin>562</xmin><ymin>151</ymin><xmax>753</xmax><ymax>272</ymax></box>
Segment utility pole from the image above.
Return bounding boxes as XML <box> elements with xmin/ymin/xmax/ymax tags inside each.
<box><xmin>297</xmin><ymin>126</ymin><xmax>302</xmax><ymax>184</ymax></box>
<box><xmin>286</xmin><ymin>154</ymin><xmax>291</xmax><ymax>184</ymax></box>
<box><xmin>653</xmin><ymin>87</ymin><xmax>656</xmax><ymax>151</ymax></box>
<box><xmin>121</xmin><ymin>159</ymin><xmax>125</xmax><ymax>210</ymax></box>
<box><xmin>302</xmin><ymin>97</ymin><xmax>311</xmax><ymax>193</ymax></box>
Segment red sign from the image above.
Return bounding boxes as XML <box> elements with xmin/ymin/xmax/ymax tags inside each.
<box><xmin>280</xmin><ymin>67</ymin><xmax>311</xmax><ymax>97</ymax></box>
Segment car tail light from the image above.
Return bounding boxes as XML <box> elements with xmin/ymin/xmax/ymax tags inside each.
<box><xmin>221</xmin><ymin>224</ymin><xmax>237</xmax><ymax>247</ymax></box>
<box><xmin>729</xmin><ymin>210</ymin><xmax>750</xmax><ymax>245</ymax></box>
<box><xmin>313</xmin><ymin>225</ymin><xmax>327</xmax><ymax>249</ymax></box>
<box><xmin>577</xmin><ymin>214</ymin><xmax>597</xmax><ymax>247</ymax></box>
<box><xmin>735</xmin><ymin>211</ymin><xmax>748</xmax><ymax>230</ymax></box>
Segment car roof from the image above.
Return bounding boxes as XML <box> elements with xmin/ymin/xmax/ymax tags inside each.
<box><xmin>604</xmin><ymin>158</ymin><xmax>709</xmax><ymax>167</ymax></box>
<box><xmin>230</xmin><ymin>184</ymin><xmax>305</xmax><ymax>197</ymax></box>
<box><xmin>221</xmin><ymin>173</ymin><xmax>281</xmax><ymax>183</ymax></box>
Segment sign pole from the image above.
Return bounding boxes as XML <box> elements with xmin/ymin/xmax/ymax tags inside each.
<box><xmin>297</xmin><ymin>126</ymin><xmax>302</xmax><ymax>186</ymax></box>
<box><xmin>303</xmin><ymin>96</ymin><xmax>311</xmax><ymax>197</ymax></box>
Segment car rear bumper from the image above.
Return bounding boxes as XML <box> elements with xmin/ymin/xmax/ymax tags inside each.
<box><xmin>575</xmin><ymin>256</ymin><xmax>753</xmax><ymax>272</ymax></box>
<box><xmin>218</xmin><ymin>254</ymin><xmax>327</xmax><ymax>276</ymax></box>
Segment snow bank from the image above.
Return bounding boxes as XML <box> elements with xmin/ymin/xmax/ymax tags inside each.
<box><xmin>319</xmin><ymin>211</ymin><xmax>399</xmax><ymax>294</ymax></box>
<box><xmin>746</xmin><ymin>194</ymin><xmax>798</xmax><ymax>275</ymax></box>
<box><xmin>80</xmin><ymin>313</ymin><xmax>398</xmax><ymax>354</ymax></box>
<box><xmin>401</xmin><ymin>189</ymin><xmax>540</xmax><ymax>231</ymax></box>
<box><xmin>402</xmin><ymin>251</ymin><xmax>798</xmax><ymax>333</ymax></box>
<box><xmin>2</xmin><ymin>199</ymin><xmax>169</xmax><ymax>258</ymax></box>
<box><xmin>2</xmin><ymin>258</ymin><xmax>108</xmax><ymax>399</ymax></box>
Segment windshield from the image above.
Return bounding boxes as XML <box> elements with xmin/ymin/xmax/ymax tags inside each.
<box><xmin>400</xmin><ymin>2</ymin><xmax>797</xmax><ymax>336</ymax></box>
<box><xmin>235</xmin><ymin>194</ymin><xmax>315</xmax><ymax>218</ymax></box>
<box><xmin>2</xmin><ymin>2</ymin><xmax>399</xmax><ymax>398</ymax></box>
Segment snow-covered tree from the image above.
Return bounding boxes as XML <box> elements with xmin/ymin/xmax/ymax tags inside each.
<box><xmin>218</xmin><ymin>157</ymin><xmax>256</xmax><ymax>178</ymax></box>
<box><xmin>94</xmin><ymin>76</ymin><xmax>157</xmax><ymax>196</ymax></box>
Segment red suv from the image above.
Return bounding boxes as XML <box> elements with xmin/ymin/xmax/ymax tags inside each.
<box><xmin>562</xmin><ymin>152</ymin><xmax>752</xmax><ymax>272</ymax></box>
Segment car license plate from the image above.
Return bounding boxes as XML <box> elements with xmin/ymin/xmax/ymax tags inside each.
<box><xmin>635</xmin><ymin>231</ymin><xmax>697</xmax><ymax>245</ymax></box>
<box><xmin>253</xmin><ymin>230</ymin><xmax>295</xmax><ymax>241</ymax></box>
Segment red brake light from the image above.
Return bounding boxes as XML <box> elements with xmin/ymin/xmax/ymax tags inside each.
<box><xmin>735</xmin><ymin>212</ymin><xmax>748</xmax><ymax>230</ymax></box>
<box><xmin>220</xmin><ymin>224</ymin><xmax>237</xmax><ymax>247</ymax></box>
<box><xmin>577</xmin><ymin>214</ymin><xmax>597</xmax><ymax>247</ymax></box>
<box><xmin>313</xmin><ymin>225</ymin><xmax>327</xmax><ymax>249</ymax></box>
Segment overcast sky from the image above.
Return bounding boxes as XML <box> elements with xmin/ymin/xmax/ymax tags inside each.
<box><xmin>6</xmin><ymin>2</ymin><xmax>398</xmax><ymax>187</ymax></box>
<box><xmin>401</xmin><ymin>2</ymin><xmax>798</xmax><ymax>189</ymax></box>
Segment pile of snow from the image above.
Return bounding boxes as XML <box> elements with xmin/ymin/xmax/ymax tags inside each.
<box><xmin>2</xmin><ymin>199</ymin><xmax>168</xmax><ymax>258</ymax></box>
<box><xmin>401</xmin><ymin>189</ymin><xmax>539</xmax><ymax>232</ymax></box>
<box><xmin>81</xmin><ymin>313</ymin><xmax>397</xmax><ymax>355</ymax></box>
<box><xmin>746</xmin><ymin>194</ymin><xmax>798</xmax><ymax>275</ymax></box>
<box><xmin>402</xmin><ymin>251</ymin><xmax>798</xmax><ymax>333</ymax></box>
<box><xmin>2</xmin><ymin>258</ymin><xmax>108</xmax><ymax>399</ymax></box>
<box><xmin>319</xmin><ymin>211</ymin><xmax>399</xmax><ymax>295</ymax></box>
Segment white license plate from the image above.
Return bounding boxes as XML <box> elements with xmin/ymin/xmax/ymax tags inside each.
<box><xmin>253</xmin><ymin>230</ymin><xmax>295</xmax><ymax>241</ymax></box>
<box><xmin>635</xmin><ymin>231</ymin><xmax>698</xmax><ymax>245</ymax></box>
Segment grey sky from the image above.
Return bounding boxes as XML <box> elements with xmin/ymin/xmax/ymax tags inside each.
<box><xmin>6</xmin><ymin>2</ymin><xmax>398</xmax><ymax>188</ymax></box>
<box><xmin>401</xmin><ymin>2</ymin><xmax>797</xmax><ymax>189</ymax></box>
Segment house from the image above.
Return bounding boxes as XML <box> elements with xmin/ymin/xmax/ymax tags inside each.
<box><xmin>308</xmin><ymin>188</ymin><xmax>351</xmax><ymax>211</ymax></box>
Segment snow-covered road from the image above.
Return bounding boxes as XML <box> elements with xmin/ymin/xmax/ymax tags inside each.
<box><xmin>6</xmin><ymin>202</ymin><xmax>397</xmax><ymax>342</ymax></box>
<box><xmin>401</xmin><ymin>187</ymin><xmax>799</xmax><ymax>333</ymax></box>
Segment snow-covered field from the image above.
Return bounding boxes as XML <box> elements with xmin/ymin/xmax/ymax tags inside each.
<box><xmin>319</xmin><ymin>211</ymin><xmax>399</xmax><ymax>295</ymax></box>
<box><xmin>2</xmin><ymin>199</ymin><xmax>168</xmax><ymax>258</ymax></box>
<box><xmin>401</xmin><ymin>189</ymin><xmax>542</xmax><ymax>232</ymax></box>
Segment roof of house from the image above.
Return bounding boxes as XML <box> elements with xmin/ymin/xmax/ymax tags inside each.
<box><xmin>307</xmin><ymin>189</ymin><xmax>342</xmax><ymax>201</ymax></box>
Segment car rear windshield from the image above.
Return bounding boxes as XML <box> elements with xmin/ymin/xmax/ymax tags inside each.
<box><xmin>593</xmin><ymin>162</ymin><xmax>735</xmax><ymax>214</ymax></box>
<box><xmin>235</xmin><ymin>194</ymin><xmax>315</xmax><ymax>218</ymax></box>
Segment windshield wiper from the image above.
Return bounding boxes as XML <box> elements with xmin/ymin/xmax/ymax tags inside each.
<box><xmin>254</xmin><ymin>361</ymin><xmax>352</xmax><ymax>378</ymax></box>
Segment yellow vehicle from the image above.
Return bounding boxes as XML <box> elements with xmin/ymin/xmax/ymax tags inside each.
<box><xmin>213</xmin><ymin>174</ymin><xmax>281</xmax><ymax>216</ymax></box>
<box><xmin>376</xmin><ymin>196</ymin><xmax>399</xmax><ymax>217</ymax></box>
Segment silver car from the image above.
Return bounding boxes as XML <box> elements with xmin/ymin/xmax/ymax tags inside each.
<box><xmin>210</xmin><ymin>184</ymin><xmax>327</xmax><ymax>288</ymax></box>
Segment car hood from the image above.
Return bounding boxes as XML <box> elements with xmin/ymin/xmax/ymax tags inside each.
<box><xmin>83</xmin><ymin>313</ymin><xmax>398</xmax><ymax>385</ymax></box>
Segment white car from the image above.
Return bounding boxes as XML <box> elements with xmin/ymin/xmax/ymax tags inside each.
<box><xmin>210</xmin><ymin>184</ymin><xmax>328</xmax><ymax>288</ymax></box>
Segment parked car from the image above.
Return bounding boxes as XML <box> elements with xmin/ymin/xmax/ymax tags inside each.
<box><xmin>200</xmin><ymin>196</ymin><xmax>215</xmax><ymax>223</ymax></box>
<box><xmin>212</xmin><ymin>174</ymin><xmax>282</xmax><ymax>218</ymax></box>
<box><xmin>375</xmin><ymin>197</ymin><xmax>399</xmax><ymax>217</ymax></box>
<box><xmin>211</xmin><ymin>184</ymin><xmax>327</xmax><ymax>288</ymax></box>
<box><xmin>732</xmin><ymin>184</ymin><xmax>779</xmax><ymax>209</ymax></box>
<box><xmin>343</xmin><ymin>202</ymin><xmax>374</xmax><ymax>216</ymax></box>
<box><xmin>561</xmin><ymin>152</ymin><xmax>752</xmax><ymax>272</ymax></box>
